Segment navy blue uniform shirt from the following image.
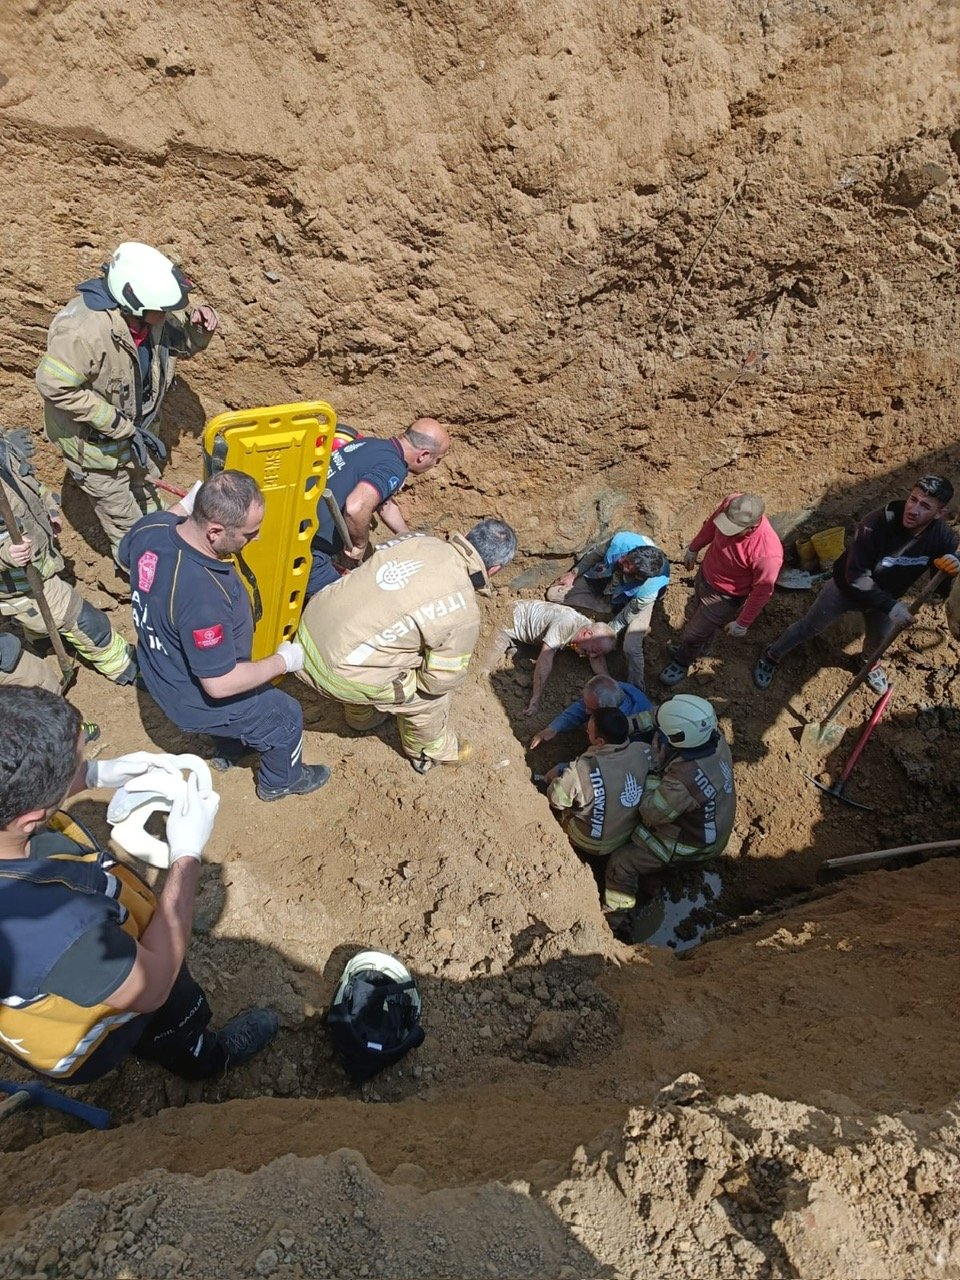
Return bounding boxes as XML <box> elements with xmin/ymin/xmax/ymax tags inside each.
<box><xmin>119</xmin><ymin>511</ymin><xmax>256</xmax><ymax>731</ymax></box>
<box><xmin>308</xmin><ymin>436</ymin><xmax>408</xmax><ymax>595</ymax></box>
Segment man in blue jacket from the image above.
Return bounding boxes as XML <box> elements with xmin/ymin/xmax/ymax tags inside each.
<box><xmin>547</xmin><ymin>531</ymin><xmax>669</xmax><ymax>689</ymax></box>
<box><xmin>0</xmin><ymin>686</ymin><xmax>277</xmax><ymax>1083</ymax></box>
<box><xmin>528</xmin><ymin>674</ymin><xmax>655</xmax><ymax>750</ymax></box>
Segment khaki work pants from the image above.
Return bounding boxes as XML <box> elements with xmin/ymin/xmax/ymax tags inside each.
<box><xmin>0</xmin><ymin>575</ymin><xmax>131</xmax><ymax>682</ymax></box>
<box><xmin>342</xmin><ymin>687</ymin><xmax>460</xmax><ymax>764</ymax></box>
<box><xmin>67</xmin><ymin>461</ymin><xmax>160</xmax><ymax>561</ymax></box>
<box><xmin>546</xmin><ymin>576</ymin><xmax>656</xmax><ymax>689</ymax></box>
<box><xmin>0</xmin><ymin>647</ymin><xmax>59</xmax><ymax>694</ymax></box>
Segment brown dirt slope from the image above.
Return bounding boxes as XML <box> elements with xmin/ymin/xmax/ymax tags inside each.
<box><xmin>0</xmin><ymin>0</ymin><xmax>959</xmax><ymax>1276</ymax></box>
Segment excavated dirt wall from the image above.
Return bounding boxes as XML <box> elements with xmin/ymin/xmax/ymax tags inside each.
<box><xmin>1</xmin><ymin>0</ymin><xmax>960</xmax><ymax>1276</ymax></box>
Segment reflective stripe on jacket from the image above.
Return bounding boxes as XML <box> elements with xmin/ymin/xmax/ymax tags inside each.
<box><xmin>298</xmin><ymin>532</ymin><xmax>486</xmax><ymax>696</ymax></box>
<box><xmin>0</xmin><ymin>816</ymin><xmax>155</xmax><ymax>1078</ymax></box>
<box><xmin>37</xmin><ymin>289</ymin><xmax>211</xmax><ymax>471</ymax></box>
<box><xmin>550</xmin><ymin>740</ymin><xmax>653</xmax><ymax>855</ymax></box>
<box><xmin>632</xmin><ymin>735</ymin><xmax>736</xmax><ymax>863</ymax></box>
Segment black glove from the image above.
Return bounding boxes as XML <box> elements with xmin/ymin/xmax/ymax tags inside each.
<box><xmin>0</xmin><ymin>633</ymin><xmax>23</xmax><ymax>673</ymax></box>
<box><xmin>129</xmin><ymin>431</ymin><xmax>148</xmax><ymax>469</ymax></box>
<box><xmin>4</xmin><ymin>429</ymin><xmax>36</xmax><ymax>470</ymax></box>
<box><xmin>132</xmin><ymin>427</ymin><xmax>167</xmax><ymax>468</ymax></box>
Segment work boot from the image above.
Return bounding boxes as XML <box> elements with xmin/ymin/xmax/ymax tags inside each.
<box><xmin>411</xmin><ymin>739</ymin><xmax>473</xmax><ymax>775</ymax></box>
<box><xmin>216</xmin><ymin>1008</ymin><xmax>279</xmax><ymax>1068</ymax></box>
<box><xmin>113</xmin><ymin>647</ymin><xmax>139</xmax><ymax>687</ymax></box>
<box><xmin>753</xmin><ymin>650</ymin><xmax>779</xmax><ymax>691</ymax></box>
<box><xmin>862</xmin><ymin>664</ymin><xmax>889</xmax><ymax>695</ymax></box>
<box><xmin>256</xmin><ymin>763</ymin><xmax>331</xmax><ymax>802</ymax></box>
<box><xmin>658</xmin><ymin>661</ymin><xmax>688</xmax><ymax>687</ymax></box>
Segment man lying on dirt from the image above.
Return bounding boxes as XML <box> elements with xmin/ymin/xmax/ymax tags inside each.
<box><xmin>754</xmin><ymin>475</ymin><xmax>959</xmax><ymax>696</ymax></box>
<box><xmin>307</xmin><ymin>419</ymin><xmax>451</xmax><ymax>599</ymax></box>
<box><xmin>296</xmin><ymin>520</ymin><xmax>517</xmax><ymax>774</ymax></box>
<box><xmin>545</xmin><ymin>707</ymin><xmax>653</xmax><ymax>858</ymax></box>
<box><xmin>546</xmin><ymin>530</ymin><xmax>669</xmax><ymax>689</ymax></box>
<box><xmin>528</xmin><ymin>674</ymin><xmax>655</xmax><ymax>750</ymax></box>
<box><xmin>660</xmin><ymin>493</ymin><xmax>783</xmax><ymax>688</ymax></box>
<box><xmin>0</xmin><ymin>686</ymin><xmax>277</xmax><ymax>1084</ymax></box>
<box><xmin>120</xmin><ymin>470</ymin><xmax>331</xmax><ymax>802</ymax></box>
<box><xmin>482</xmin><ymin>601</ymin><xmax>616</xmax><ymax>717</ymax></box>
<box><xmin>604</xmin><ymin>695</ymin><xmax>736</xmax><ymax>914</ymax></box>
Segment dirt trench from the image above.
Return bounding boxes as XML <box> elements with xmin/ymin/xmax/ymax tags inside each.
<box><xmin>1</xmin><ymin>0</ymin><xmax>960</xmax><ymax>1276</ymax></box>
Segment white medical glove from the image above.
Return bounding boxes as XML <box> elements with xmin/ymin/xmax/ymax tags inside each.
<box><xmin>166</xmin><ymin>774</ymin><xmax>220</xmax><ymax>863</ymax></box>
<box><xmin>180</xmin><ymin>480</ymin><xmax>202</xmax><ymax>515</ymax></box>
<box><xmin>277</xmin><ymin>640</ymin><xmax>305</xmax><ymax>673</ymax></box>
<box><xmin>724</xmin><ymin>620</ymin><xmax>749</xmax><ymax>638</ymax></box>
<box><xmin>86</xmin><ymin>751</ymin><xmax>182</xmax><ymax>790</ymax></box>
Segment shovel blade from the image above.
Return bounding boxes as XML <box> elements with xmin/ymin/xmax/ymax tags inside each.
<box><xmin>800</xmin><ymin>717</ymin><xmax>847</xmax><ymax>755</ymax></box>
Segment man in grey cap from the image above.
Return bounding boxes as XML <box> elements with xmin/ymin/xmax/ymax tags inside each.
<box><xmin>660</xmin><ymin>493</ymin><xmax>783</xmax><ymax>686</ymax></box>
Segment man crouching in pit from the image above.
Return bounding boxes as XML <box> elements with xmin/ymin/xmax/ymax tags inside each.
<box><xmin>0</xmin><ymin>687</ymin><xmax>277</xmax><ymax>1084</ymax></box>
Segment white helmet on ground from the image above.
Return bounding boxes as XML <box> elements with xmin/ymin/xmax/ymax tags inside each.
<box><xmin>333</xmin><ymin>950</ymin><xmax>422</xmax><ymax>1016</ymax></box>
<box><xmin>656</xmin><ymin>694</ymin><xmax>718</xmax><ymax>749</ymax></box>
<box><xmin>105</xmin><ymin>241</ymin><xmax>190</xmax><ymax>315</ymax></box>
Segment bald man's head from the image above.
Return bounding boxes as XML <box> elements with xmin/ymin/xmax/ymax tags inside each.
<box><xmin>402</xmin><ymin>418</ymin><xmax>450</xmax><ymax>474</ymax></box>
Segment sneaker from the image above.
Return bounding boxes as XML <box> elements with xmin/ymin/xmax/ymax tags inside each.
<box><xmin>410</xmin><ymin>739</ymin><xmax>473</xmax><ymax>775</ymax></box>
<box><xmin>256</xmin><ymin>763</ymin><xmax>331</xmax><ymax>802</ymax></box>
<box><xmin>863</xmin><ymin>664</ymin><xmax>889</xmax><ymax>695</ymax></box>
<box><xmin>81</xmin><ymin>720</ymin><xmax>101</xmax><ymax>744</ymax></box>
<box><xmin>753</xmin><ymin>651</ymin><xmax>779</xmax><ymax>691</ymax></box>
<box><xmin>658</xmin><ymin>661</ymin><xmax>689</xmax><ymax>687</ymax></box>
<box><xmin>216</xmin><ymin>1007</ymin><xmax>279</xmax><ymax>1068</ymax></box>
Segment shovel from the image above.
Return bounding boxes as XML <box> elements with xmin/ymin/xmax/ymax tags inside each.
<box><xmin>799</xmin><ymin>569</ymin><xmax>947</xmax><ymax>754</ymax></box>
<box><xmin>0</xmin><ymin>1079</ymin><xmax>111</xmax><ymax>1129</ymax></box>
<box><xmin>0</xmin><ymin>486</ymin><xmax>76</xmax><ymax>692</ymax></box>
<box><xmin>802</xmin><ymin>686</ymin><xmax>892</xmax><ymax>809</ymax></box>
<box><xmin>776</xmin><ymin>568</ymin><xmax>831</xmax><ymax>591</ymax></box>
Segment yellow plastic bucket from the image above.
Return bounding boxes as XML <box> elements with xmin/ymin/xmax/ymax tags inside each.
<box><xmin>795</xmin><ymin>537</ymin><xmax>818</xmax><ymax>570</ymax></box>
<box><xmin>810</xmin><ymin>525</ymin><xmax>845</xmax><ymax>569</ymax></box>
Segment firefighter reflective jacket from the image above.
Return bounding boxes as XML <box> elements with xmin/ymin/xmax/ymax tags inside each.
<box><xmin>36</xmin><ymin>278</ymin><xmax>213</xmax><ymax>471</ymax></box>
<box><xmin>0</xmin><ymin>437</ymin><xmax>63</xmax><ymax>594</ymax></box>
<box><xmin>549</xmin><ymin>740</ymin><xmax>653</xmax><ymax>854</ymax></box>
<box><xmin>297</xmin><ymin>532</ymin><xmax>488</xmax><ymax>703</ymax></box>
<box><xmin>632</xmin><ymin>734</ymin><xmax>736</xmax><ymax>863</ymax></box>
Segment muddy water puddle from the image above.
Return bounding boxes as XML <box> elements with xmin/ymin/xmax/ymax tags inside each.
<box><xmin>619</xmin><ymin>868</ymin><xmax>725</xmax><ymax>951</ymax></box>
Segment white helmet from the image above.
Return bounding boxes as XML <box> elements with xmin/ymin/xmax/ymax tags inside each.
<box><xmin>105</xmin><ymin>241</ymin><xmax>190</xmax><ymax>315</ymax></box>
<box><xmin>656</xmin><ymin>694</ymin><xmax>718</xmax><ymax>749</ymax></box>
<box><xmin>333</xmin><ymin>950</ymin><xmax>422</xmax><ymax>1016</ymax></box>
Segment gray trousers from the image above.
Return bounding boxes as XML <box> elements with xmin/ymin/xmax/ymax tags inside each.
<box><xmin>672</xmin><ymin>571</ymin><xmax>744</xmax><ymax>667</ymax></box>
<box><xmin>767</xmin><ymin>580</ymin><xmax>896</xmax><ymax>664</ymax></box>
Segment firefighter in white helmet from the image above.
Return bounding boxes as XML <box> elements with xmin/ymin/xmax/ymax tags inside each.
<box><xmin>604</xmin><ymin>694</ymin><xmax>736</xmax><ymax>911</ymax></box>
<box><xmin>36</xmin><ymin>242</ymin><xmax>218</xmax><ymax>561</ymax></box>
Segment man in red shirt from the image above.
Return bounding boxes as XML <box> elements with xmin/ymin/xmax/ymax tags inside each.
<box><xmin>659</xmin><ymin>493</ymin><xmax>784</xmax><ymax>687</ymax></box>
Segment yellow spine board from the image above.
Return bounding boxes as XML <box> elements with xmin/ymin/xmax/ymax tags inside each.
<box><xmin>202</xmin><ymin>401</ymin><xmax>336</xmax><ymax>659</ymax></box>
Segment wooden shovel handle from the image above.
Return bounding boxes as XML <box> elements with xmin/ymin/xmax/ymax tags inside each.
<box><xmin>821</xmin><ymin>569</ymin><xmax>947</xmax><ymax>726</ymax></box>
